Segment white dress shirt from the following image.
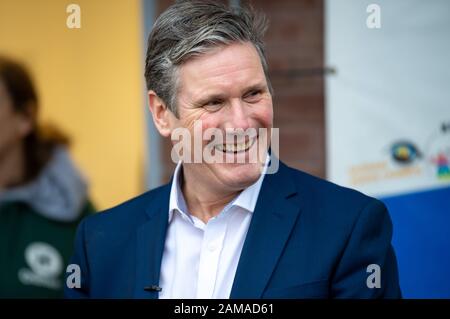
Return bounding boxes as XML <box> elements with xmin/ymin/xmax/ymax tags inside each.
<box><xmin>158</xmin><ymin>159</ymin><xmax>268</xmax><ymax>299</ymax></box>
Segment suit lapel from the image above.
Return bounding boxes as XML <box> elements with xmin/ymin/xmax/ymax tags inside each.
<box><xmin>230</xmin><ymin>163</ymin><xmax>302</xmax><ymax>298</ymax></box>
<box><xmin>133</xmin><ymin>186</ymin><xmax>170</xmax><ymax>299</ymax></box>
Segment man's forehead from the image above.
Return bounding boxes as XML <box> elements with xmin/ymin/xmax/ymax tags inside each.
<box><xmin>178</xmin><ymin>43</ymin><xmax>266</xmax><ymax>98</ymax></box>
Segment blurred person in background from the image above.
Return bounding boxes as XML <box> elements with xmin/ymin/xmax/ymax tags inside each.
<box><xmin>0</xmin><ymin>56</ymin><xmax>95</xmax><ymax>298</ymax></box>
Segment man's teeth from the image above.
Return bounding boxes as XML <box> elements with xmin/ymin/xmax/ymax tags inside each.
<box><xmin>215</xmin><ymin>139</ymin><xmax>254</xmax><ymax>153</ymax></box>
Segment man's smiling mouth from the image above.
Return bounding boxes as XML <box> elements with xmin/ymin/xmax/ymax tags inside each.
<box><xmin>214</xmin><ymin>137</ymin><xmax>257</xmax><ymax>154</ymax></box>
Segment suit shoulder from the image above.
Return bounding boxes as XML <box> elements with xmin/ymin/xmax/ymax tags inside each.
<box><xmin>282</xmin><ymin>164</ymin><xmax>385</xmax><ymax>221</ymax></box>
<box><xmin>81</xmin><ymin>183</ymin><xmax>170</xmax><ymax>231</ymax></box>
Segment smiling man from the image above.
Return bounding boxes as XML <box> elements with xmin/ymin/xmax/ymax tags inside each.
<box><xmin>65</xmin><ymin>0</ymin><xmax>401</xmax><ymax>299</ymax></box>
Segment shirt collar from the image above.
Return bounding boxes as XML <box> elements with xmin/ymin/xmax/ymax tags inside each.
<box><xmin>168</xmin><ymin>154</ymin><xmax>270</xmax><ymax>223</ymax></box>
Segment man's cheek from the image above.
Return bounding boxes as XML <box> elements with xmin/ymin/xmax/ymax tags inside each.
<box><xmin>257</xmin><ymin>108</ymin><xmax>274</xmax><ymax>128</ymax></box>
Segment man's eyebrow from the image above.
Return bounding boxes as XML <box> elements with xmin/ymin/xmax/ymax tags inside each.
<box><xmin>193</xmin><ymin>82</ymin><xmax>268</xmax><ymax>106</ymax></box>
<box><xmin>193</xmin><ymin>93</ymin><xmax>227</xmax><ymax>106</ymax></box>
<box><xmin>242</xmin><ymin>83</ymin><xmax>267</xmax><ymax>94</ymax></box>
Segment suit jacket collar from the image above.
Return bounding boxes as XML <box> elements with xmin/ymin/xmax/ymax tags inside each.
<box><xmin>230</xmin><ymin>161</ymin><xmax>302</xmax><ymax>298</ymax></box>
<box><xmin>134</xmin><ymin>185</ymin><xmax>170</xmax><ymax>299</ymax></box>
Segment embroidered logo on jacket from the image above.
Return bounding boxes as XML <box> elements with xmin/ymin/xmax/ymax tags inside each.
<box><xmin>18</xmin><ymin>242</ymin><xmax>63</xmax><ymax>290</ymax></box>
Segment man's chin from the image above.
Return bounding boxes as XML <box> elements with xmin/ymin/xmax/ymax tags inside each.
<box><xmin>213</xmin><ymin>161</ymin><xmax>263</xmax><ymax>189</ymax></box>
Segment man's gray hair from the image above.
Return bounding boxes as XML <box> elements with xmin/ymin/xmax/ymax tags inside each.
<box><xmin>145</xmin><ymin>0</ymin><xmax>272</xmax><ymax>116</ymax></box>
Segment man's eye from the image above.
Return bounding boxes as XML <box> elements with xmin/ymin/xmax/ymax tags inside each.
<box><xmin>204</xmin><ymin>100</ymin><xmax>223</xmax><ymax>110</ymax></box>
<box><xmin>207</xmin><ymin>100</ymin><xmax>221</xmax><ymax>105</ymax></box>
<box><xmin>244</xmin><ymin>90</ymin><xmax>262</xmax><ymax>102</ymax></box>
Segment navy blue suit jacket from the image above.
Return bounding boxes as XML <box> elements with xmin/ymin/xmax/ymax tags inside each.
<box><xmin>65</xmin><ymin>161</ymin><xmax>401</xmax><ymax>298</ymax></box>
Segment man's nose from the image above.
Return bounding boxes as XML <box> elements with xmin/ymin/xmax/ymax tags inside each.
<box><xmin>224</xmin><ymin>98</ymin><xmax>251</xmax><ymax>130</ymax></box>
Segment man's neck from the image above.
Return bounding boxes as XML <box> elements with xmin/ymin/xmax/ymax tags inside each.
<box><xmin>181</xmin><ymin>168</ymin><xmax>241</xmax><ymax>224</ymax></box>
<box><xmin>0</xmin><ymin>143</ymin><xmax>26</xmax><ymax>191</ymax></box>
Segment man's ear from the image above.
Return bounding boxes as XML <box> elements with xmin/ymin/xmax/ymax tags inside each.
<box><xmin>148</xmin><ymin>90</ymin><xmax>172</xmax><ymax>137</ymax></box>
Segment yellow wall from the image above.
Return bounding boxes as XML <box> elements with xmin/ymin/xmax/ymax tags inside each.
<box><xmin>0</xmin><ymin>0</ymin><xmax>146</xmax><ymax>210</ymax></box>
